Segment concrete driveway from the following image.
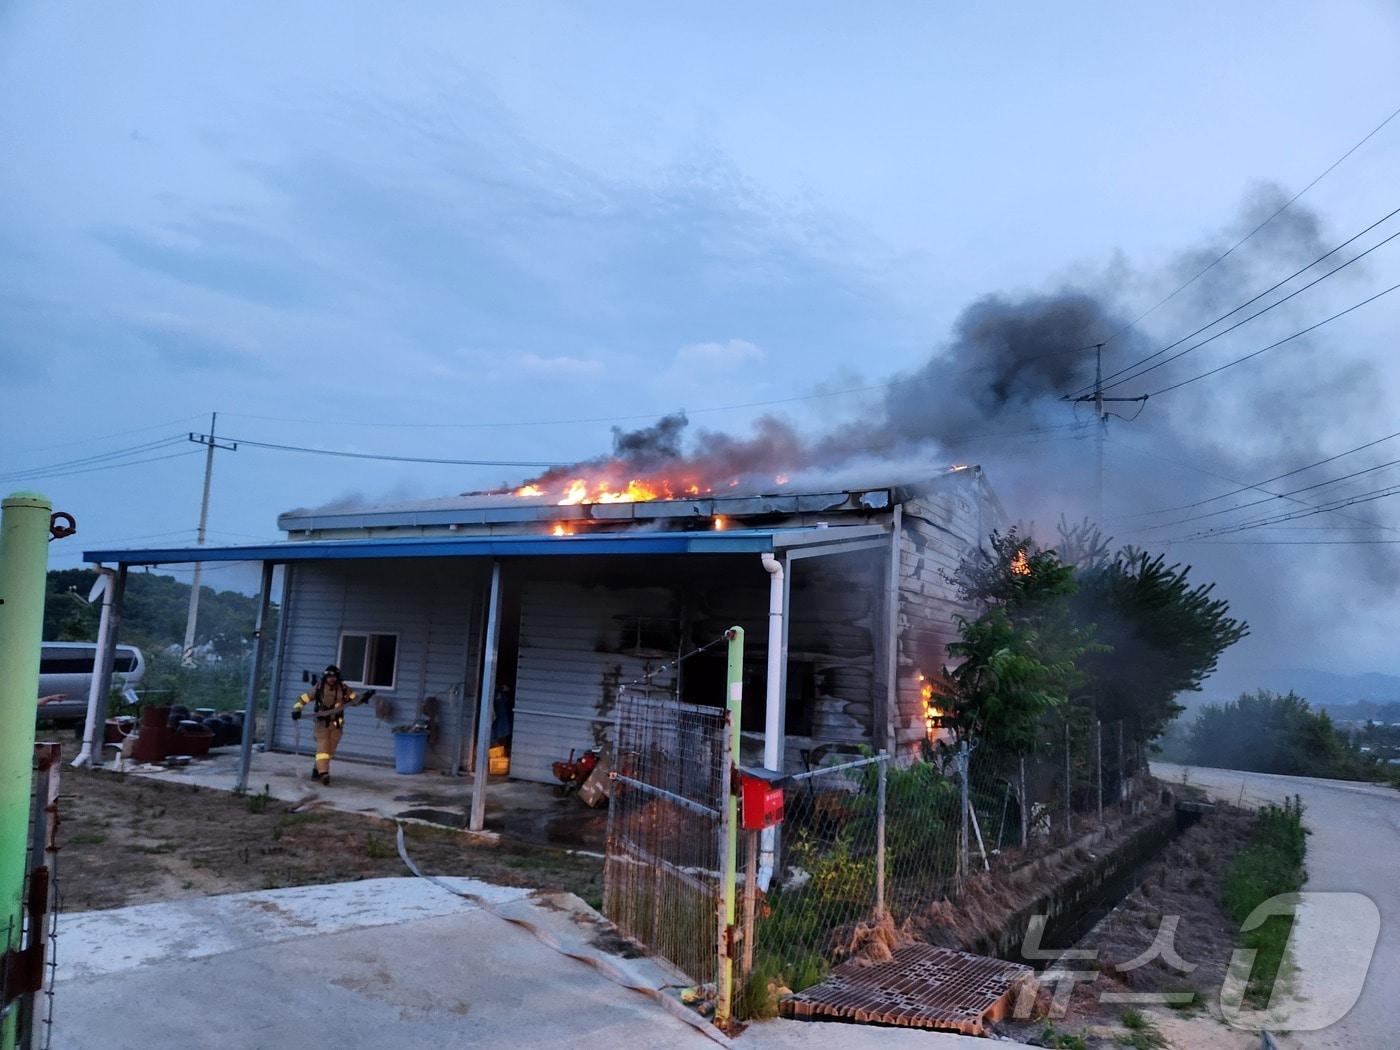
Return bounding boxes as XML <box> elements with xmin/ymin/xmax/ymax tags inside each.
<box><xmin>50</xmin><ymin>876</ymin><xmax>1001</xmax><ymax>1050</ymax></box>
<box><xmin>1154</xmin><ymin>763</ymin><xmax>1400</xmax><ymax>1050</ymax></box>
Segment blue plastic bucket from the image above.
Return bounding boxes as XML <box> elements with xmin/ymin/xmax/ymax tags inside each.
<box><xmin>393</xmin><ymin>730</ymin><xmax>429</xmax><ymax>774</ymax></box>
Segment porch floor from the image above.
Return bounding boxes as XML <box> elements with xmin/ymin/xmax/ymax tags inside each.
<box><xmin>103</xmin><ymin>746</ymin><xmax>608</xmax><ymax>853</ymax></box>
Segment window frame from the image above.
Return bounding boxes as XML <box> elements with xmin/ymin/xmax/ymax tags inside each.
<box><xmin>336</xmin><ymin>630</ymin><xmax>400</xmax><ymax>691</ymax></box>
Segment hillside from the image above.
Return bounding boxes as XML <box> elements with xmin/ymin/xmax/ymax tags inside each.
<box><xmin>43</xmin><ymin>568</ymin><xmax>272</xmax><ymax>658</ymax></box>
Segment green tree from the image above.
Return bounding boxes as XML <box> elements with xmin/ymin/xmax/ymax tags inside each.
<box><xmin>1186</xmin><ymin>690</ymin><xmax>1374</xmax><ymax>779</ymax></box>
<box><xmin>943</xmin><ymin>530</ymin><xmax>1096</xmax><ymax>751</ymax></box>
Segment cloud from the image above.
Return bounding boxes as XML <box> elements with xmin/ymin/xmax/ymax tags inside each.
<box><xmin>674</xmin><ymin>339</ymin><xmax>764</xmax><ymax>368</ymax></box>
<box><xmin>512</xmin><ymin>352</ymin><xmax>605</xmax><ymax>380</ymax></box>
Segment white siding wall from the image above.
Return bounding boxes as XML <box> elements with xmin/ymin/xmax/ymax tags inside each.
<box><xmin>894</xmin><ymin>473</ymin><xmax>1003</xmax><ymax>748</ymax></box>
<box><xmin>271</xmin><ymin>559</ymin><xmax>487</xmax><ymax>769</ymax></box>
<box><xmin>512</xmin><ymin>580</ymin><xmax>678</xmax><ymax>784</ymax></box>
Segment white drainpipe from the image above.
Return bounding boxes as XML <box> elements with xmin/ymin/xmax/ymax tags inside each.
<box><xmin>759</xmin><ymin>553</ymin><xmax>785</xmax><ymax>890</ymax></box>
<box><xmin>73</xmin><ymin>566</ymin><xmax>117</xmax><ymax>768</ymax></box>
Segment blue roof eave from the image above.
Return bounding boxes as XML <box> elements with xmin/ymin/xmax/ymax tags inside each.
<box><xmin>81</xmin><ymin>529</ymin><xmax>785</xmax><ymax>566</ymax></box>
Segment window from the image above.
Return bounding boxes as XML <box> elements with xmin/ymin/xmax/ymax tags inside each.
<box><xmin>337</xmin><ymin>631</ymin><xmax>399</xmax><ymax>689</ymax></box>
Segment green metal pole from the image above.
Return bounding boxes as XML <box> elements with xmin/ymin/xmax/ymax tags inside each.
<box><xmin>716</xmin><ymin>626</ymin><xmax>744</xmax><ymax>1029</ymax></box>
<box><xmin>0</xmin><ymin>493</ymin><xmax>51</xmax><ymax>1050</ymax></box>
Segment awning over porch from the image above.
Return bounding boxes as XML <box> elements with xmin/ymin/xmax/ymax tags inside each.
<box><xmin>81</xmin><ymin>524</ymin><xmax>889</xmax><ymax>567</ymax></box>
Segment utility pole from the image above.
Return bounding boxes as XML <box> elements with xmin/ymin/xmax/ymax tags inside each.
<box><xmin>1068</xmin><ymin>345</ymin><xmax>1147</xmax><ymax>523</ymax></box>
<box><xmin>183</xmin><ymin>415</ymin><xmax>237</xmax><ymax>666</ymax></box>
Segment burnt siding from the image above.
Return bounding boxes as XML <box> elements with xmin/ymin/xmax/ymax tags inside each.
<box><xmin>895</xmin><ymin>481</ymin><xmax>998</xmax><ymax>748</ymax></box>
<box><xmin>271</xmin><ymin>559</ymin><xmax>486</xmax><ymax>769</ymax></box>
<box><xmin>785</xmin><ymin>549</ymin><xmax>882</xmax><ymax>765</ymax></box>
<box><xmin>512</xmin><ymin>580</ymin><xmax>679</xmax><ymax>784</ymax></box>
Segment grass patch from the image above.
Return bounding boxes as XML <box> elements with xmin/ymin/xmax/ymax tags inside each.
<box><xmin>1117</xmin><ymin>1008</ymin><xmax>1166</xmax><ymax>1049</ymax></box>
<box><xmin>365</xmin><ymin>831</ymin><xmax>392</xmax><ymax>859</ymax></box>
<box><xmin>1039</xmin><ymin>1024</ymin><xmax>1089</xmax><ymax>1050</ymax></box>
<box><xmin>68</xmin><ymin>832</ymin><xmax>107</xmax><ymax>846</ymax></box>
<box><xmin>271</xmin><ymin>812</ymin><xmax>325</xmax><ymax>841</ymax></box>
<box><xmin>1221</xmin><ymin>796</ymin><xmax>1306</xmax><ymax>1005</ymax></box>
<box><xmin>245</xmin><ymin>785</ymin><xmax>273</xmax><ymax>814</ymax></box>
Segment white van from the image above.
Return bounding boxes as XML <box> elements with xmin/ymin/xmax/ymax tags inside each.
<box><xmin>37</xmin><ymin>641</ymin><xmax>144</xmax><ymax>725</ymax></box>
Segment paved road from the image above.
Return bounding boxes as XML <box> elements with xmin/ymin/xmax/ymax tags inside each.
<box><xmin>50</xmin><ymin>877</ymin><xmax>996</xmax><ymax>1050</ymax></box>
<box><xmin>1154</xmin><ymin>763</ymin><xmax>1400</xmax><ymax>1050</ymax></box>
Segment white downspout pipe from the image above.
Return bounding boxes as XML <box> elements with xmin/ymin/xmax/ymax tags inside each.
<box><xmin>759</xmin><ymin>553</ymin><xmax>785</xmax><ymax>890</ymax></box>
<box><xmin>73</xmin><ymin>566</ymin><xmax>117</xmax><ymax>768</ymax></box>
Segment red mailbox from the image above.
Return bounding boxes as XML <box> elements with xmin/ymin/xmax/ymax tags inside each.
<box><xmin>740</xmin><ymin>768</ymin><xmax>785</xmax><ymax>830</ymax></box>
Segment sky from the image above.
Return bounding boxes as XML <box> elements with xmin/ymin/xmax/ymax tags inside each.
<box><xmin>3</xmin><ymin>2</ymin><xmax>1400</xmax><ymax>685</ymax></box>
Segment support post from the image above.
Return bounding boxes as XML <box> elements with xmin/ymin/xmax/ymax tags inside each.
<box><xmin>882</xmin><ymin>505</ymin><xmax>901</xmax><ymax>754</ymax></box>
<box><xmin>0</xmin><ymin>493</ymin><xmax>52</xmax><ymax>1050</ymax></box>
<box><xmin>263</xmin><ymin>564</ymin><xmax>293</xmax><ymax>751</ymax></box>
<box><xmin>1019</xmin><ymin>755</ymin><xmax>1029</xmax><ymax>845</ymax></box>
<box><xmin>957</xmin><ymin>741</ymin><xmax>970</xmax><ymax>883</ymax></box>
<box><xmin>73</xmin><ymin>567</ymin><xmax>116</xmax><ymax>768</ymax></box>
<box><xmin>1117</xmin><ymin>722</ymin><xmax>1125</xmax><ymax>804</ymax></box>
<box><xmin>741</xmin><ymin>828</ymin><xmax>758</xmax><ymax>985</ymax></box>
<box><xmin>1064</xmin><ymin>721</ymin><xmax>1072</xmax><ymax>838</ymax></box>
<box><xmin>1095</xmin><ymin>720</ymin><xmax>1103</xmax><ymax>823</ymax></box>
<box><xmin>469</xmin><ymin>562</ymin><xmax>503</xmax><ymax>832</ymax></box>
<box><xmin>716</xmin><ymin>626</ymin><xmax>744</xmax><ymax>1031</ymax></box>
<box><xmin>235</xmin><ymin>561</ymin><xmax>275</xmax><ymax>793</ymax></box>
<box><xmin>875</xmin><ymin>751</ymin><xmax>888</xmax><ymax>919</ymax></box>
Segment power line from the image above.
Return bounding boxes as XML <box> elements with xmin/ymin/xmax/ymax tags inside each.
<box><xmin>1099</xmin><ymin>224</ymin><xmax>1400</xmax><ymax>394</ymax></box>
<box><xmin>218</xmin><ymin>343</ymin><xmax>1104</xmax><ymax>433</ymax></box>
<box><xmin>1137</xmin><ymin>454</ymin><xmax>1400</xmax><ymax>532</ymax></box>
<box><xmin>220</xmin><ymin>435</ymin><xmax>568</xmax><ymax>468</ymax></box>
<box><xmin>1110</xmin><ymin>439</ymin><xmax>1400</xmax><ymax>535</ymax></box>
<box><xmin>1084</xmin><ymin>100</ymin><xmax>1400</xmax><ymax>349</ymax></box>
<box><xmin>0</xmin><ymin>436</ymin><xmax>187</xmax><ymax>481</ymax></box>
<box><xmin>3</xmin><ymin>415</ymin><xmax>206</xmax><ymax>456</ymax></box>
<box><xmin>0</xmin><ymin>448</ymin><xmax>202</xmax><ymax>484</ymax></box>
<box><xmin>1116</xmin><ymin>425</ymin><xmax>1400</xmax><ymax>520</ymax></box>
<box><xmin>1067</xmin><ymin>203</ymin><xmax>1400</xmax><ymax>398</ymax></box>
<box><xmin>1169</xmin><ymin>481</ymin><xmax>1400</xmax><ymax>540</ymax></box>
<box><xmin>1144</xmin><ymin>278</ymin><xmax>1400</xmax><ymax>397</ymax></box>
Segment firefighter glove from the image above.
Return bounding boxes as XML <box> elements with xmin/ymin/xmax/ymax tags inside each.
<box><xmin>291</xmin><ymin>708</ymin><xmax>302</xmax><ymax>721</ymax></box>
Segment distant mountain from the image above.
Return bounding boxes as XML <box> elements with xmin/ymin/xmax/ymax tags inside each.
<box><xmin>44</xmin><ymin>568</ymin><xmax>273</xmax><ymax>658</ymax></box>
<box><xmin>1197</xmin><ymin>666</ymin><xmax>1400</xmax><ymax>711</ymax></box>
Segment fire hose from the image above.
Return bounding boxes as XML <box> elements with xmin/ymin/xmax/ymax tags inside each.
<box><xmin>394</xmin><ymin>824</ymin><xmax>732</xmax><ymax>1047</ymax></box>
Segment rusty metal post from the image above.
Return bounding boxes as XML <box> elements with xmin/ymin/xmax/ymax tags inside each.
<box><xmin>1117</xmin><ymin>722</ymin><xmax>1125</xmax><ymax>804</ymax></box>
<box><xmin>1063</xmin><ymin>721</ymin><xmax>1072</xmax><ymax>838</ymax></box>
<box><xmin>741</xmin><ymin>828</ymin><xmax>758</xmax><ymax>986</ymax></box>
<box><xmin>1095</xmin><ymin>720</ymin><xmax>1103</xmax><ymax>823</ymax></box>
<box><xmin>716</xmin><ymin>626</ymin><xmax>744</xmax><ymax>1030</ymax></box>
<box><xmin>1018</xmin><ymin>755</ymin><xmax>1029</xmax><ymax>845</ymax></box>
<box><xmin>876</xmin><ymin>751</ymin><xmax>887</xmax><ymax>919</ymax></box>
<box><xmin>957</xmin><ymin>741</ymin><xmax>970</xmax><ymax>883</ymax></box>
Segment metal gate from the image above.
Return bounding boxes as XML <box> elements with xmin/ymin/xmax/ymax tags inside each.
<box><xmin>603</xmin><ymin>686</ymin><xmax>728</xmax><ymax>991</ymax></box>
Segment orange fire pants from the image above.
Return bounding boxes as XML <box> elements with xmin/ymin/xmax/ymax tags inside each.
<box><xmin>314</xmin><ymin>720</ymin><xmax>343</xmax><ymax>775</ymax></box>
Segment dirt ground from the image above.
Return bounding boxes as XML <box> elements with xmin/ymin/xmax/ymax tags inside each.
<box><xmin>998</xmin><ymin>804</ymin><xmax>1264</xmax><ymax>1049</ymax></box>
<box><xmin>50</xmin><ymin>742</ymin><xmax>604</xmax><ymax>914</ymax></box>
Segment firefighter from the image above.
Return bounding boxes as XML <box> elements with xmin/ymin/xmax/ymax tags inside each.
<box><xmin>291</xmin><ymin>665</ymin><xmax>364</xmax><ymax>785</ymax></box>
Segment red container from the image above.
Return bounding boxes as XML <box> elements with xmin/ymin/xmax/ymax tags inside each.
<box><xmin>740</xmin><ymin>771</ymin><xmax>785</xmax><ymax>831</ymax></box>
<box><xmin>132</xmin><ymin>726</ymin><xmax>172</xmax><ymax>764</ymax></box>
<box><xmin>141</xmin><ymin>705</ymin><xmax>170</xmax><ymax>728</ymax></box>
<box><xmin>175</xmin><ymin>728</ymin><xmax>214</xmax><ymax>758</ymax></box>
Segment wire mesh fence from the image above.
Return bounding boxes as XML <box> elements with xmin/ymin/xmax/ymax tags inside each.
<box><xmin>733</xmin><ymin>719</ymin><xmax>1148</xmax><ymax>1018</ymax></box>
<box><xmin>603</xmin><ymin>643</ymin><xmax>731</xmax><ymax>994</ymax></box>
<box><xmin>4</xmin><ymin>742</ymin><xmax>61</xmax><ymax>1050</ymax></box>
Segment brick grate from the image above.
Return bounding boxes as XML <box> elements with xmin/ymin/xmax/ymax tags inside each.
<box><xmin>780</xmin><ymin>944</ymin><xmax>1035</xmax><ymax>1035</ymax></box>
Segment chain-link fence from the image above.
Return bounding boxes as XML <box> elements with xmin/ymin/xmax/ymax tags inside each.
<box><xmin>3</xmin><ymin>742</ymin><xmax>61</xmax><ymax>1050</ymax></box>
<box><xmin>733</xmin><ymin>719</ymin><xmax>1150</xmax><ymax>1018</ymax></box>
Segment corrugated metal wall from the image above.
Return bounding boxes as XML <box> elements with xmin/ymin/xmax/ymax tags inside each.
<box><xmin>271</xmin><ymin>559</ymin><xmax>487</xmax><ymax>769</ymax></box>
<box><xmin>512</xmin><ymin>580</ymin><xmax>679</xmax><ymax>784</ymax></box>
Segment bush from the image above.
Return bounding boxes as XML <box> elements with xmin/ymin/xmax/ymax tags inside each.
<box><xmin>1222</xmin><ymin>797</ymin><xmax>1307</xmax><ymax>1004</ymax></box>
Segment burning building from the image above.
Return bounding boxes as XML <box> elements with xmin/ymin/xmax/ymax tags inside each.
<box><xmin>83</xmin><ymin>465</ymin><xmax>1003</xmax><ymax>820</ymax></box>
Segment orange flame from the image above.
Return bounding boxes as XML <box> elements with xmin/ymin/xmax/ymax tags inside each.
<box><xmin>713</xmin><ymin>515</ymin><xmax>728</xmax><ymax>531</ymax></box>
<box><xmin>1010</xmin><ymin>549</ymin><xmax>1031</xmax><ymax>576</ymax></box>
<box><xmin>516</xmin><ymin>483</ymin><xmax>544</xmax><ymax>498</ymax></box>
